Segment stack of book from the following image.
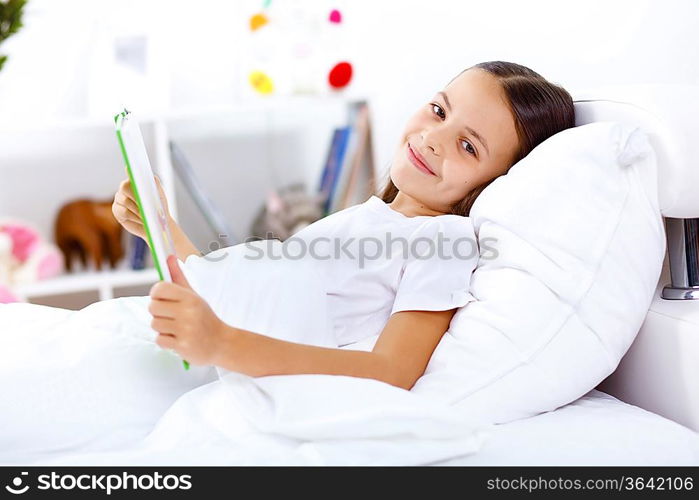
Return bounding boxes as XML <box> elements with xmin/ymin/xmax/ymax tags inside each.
<box><xmin>318</xmin><ymin>100</ymin><xmax>377</xmax><ymax>215</ymax></box>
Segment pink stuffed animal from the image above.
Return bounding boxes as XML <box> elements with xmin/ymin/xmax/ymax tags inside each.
<box><xmin>0</xmin><ymin>218</ymin><xmax>63</xmax><ymax>303</ymax></box>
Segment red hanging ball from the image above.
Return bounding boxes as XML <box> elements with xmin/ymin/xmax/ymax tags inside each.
<box><xmin>328</xmin><ymin>61</ymin><xmax>353</xmax><ymax>89</ymax></box>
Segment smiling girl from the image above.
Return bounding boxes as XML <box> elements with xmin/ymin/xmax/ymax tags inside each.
<box><xmin>113</xmin><ymin>61</ymin><xmax>575</xmax><ymax>390</ymax></box>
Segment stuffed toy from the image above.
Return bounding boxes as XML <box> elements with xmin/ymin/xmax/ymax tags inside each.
<box><xmin>250</xmin><ymin>184</ymin><xmax>325</xmax><ymax>241</ymax></box>
<box><xmin>0</xmin><ymin>218</ymin><xmax>64</xmax><ymax>303</ymax></box>
<box><xmin>54</xmin><ymin>198</ymin><xmax>125</xmax><ymax>272</ymax></box>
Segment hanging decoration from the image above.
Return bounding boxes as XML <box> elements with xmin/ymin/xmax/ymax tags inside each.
<box><xmin>328</xmin><ymin>60</ymin><xmax>352</xmax><ymax>89</ymax></box>
<box><xmin>248</xmin><ymin>70</ymin><xmax>275</xmax><ymax>95</ymax></box>
<box><xmin>249</xmin><ymin>13</ymin><xmax>269</xmax><ymax>32</ymax></box>
<box><xmin>328</xmin><ymin>9</ymin><xmax>342</xmax><ymax>24</ymax></box>
<box><xmin>245</xmin><ymin>1</ymin><xmax>353</xmax><ymax>96</ymax></box>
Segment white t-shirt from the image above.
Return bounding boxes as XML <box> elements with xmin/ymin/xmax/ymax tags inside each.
<box><xmin>180</xmin><ymin>195</ymin><xmax>479</xmax><ymax>349</ymax></box>
<box><xmin>288</xmin><ymin>195</ymin><xmax>479</xmax><ymax>346</ymax></box>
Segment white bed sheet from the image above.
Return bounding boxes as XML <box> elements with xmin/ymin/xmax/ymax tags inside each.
<box><xmin>442</xmin><ymin>389</ymin><xmax>699</xmax><ymax>466</ymax></box>
<box><xmin>2</xmin><ymin>294</ymin><xmax>698</xmax><ymax>466</ymax></box>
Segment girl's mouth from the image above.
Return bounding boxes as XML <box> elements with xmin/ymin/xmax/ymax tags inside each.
<box><xmin>407</xmin><ymin>144</ymin><xmax>436</xmax><ymax>176</ymax></box>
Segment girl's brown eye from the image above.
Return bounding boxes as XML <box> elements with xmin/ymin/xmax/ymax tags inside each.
<box><xmin>461</xmin><ymin>139</ymin><xmax>476</xmax><ymax>156</ymax></box>
<box><xmin>430</xmin><ymin>102</ymin><xmax>477</xmax><ymax>157</ymax></box>
<box><xmin>430</xmin><ymin>103</ymin><xmax>445</xmax><ymax>119</ymax></box>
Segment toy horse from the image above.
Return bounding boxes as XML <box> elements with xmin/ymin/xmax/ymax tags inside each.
<box><xmin>54</xmin><ymin>199</ymin><xmax>125</xmax><ymax>272</ymax></box>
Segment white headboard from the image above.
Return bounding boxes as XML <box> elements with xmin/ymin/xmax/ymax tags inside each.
<box><xmin>575</xmin><ymin>85</ymin><xmax>699</xmax><ymax>432</ymax></box>
<box><xmin>573</xmin><ymin>85</ymin><xmax>699</xmax><ymax>218</ymax></box>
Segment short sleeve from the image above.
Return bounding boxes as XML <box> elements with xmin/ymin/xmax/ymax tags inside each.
<box><xmin>390</xmin><ymin>216</ymin><xmax>479</xmax><ymax>316</ymax></box>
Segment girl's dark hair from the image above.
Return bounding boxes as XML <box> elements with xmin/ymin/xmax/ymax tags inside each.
<box><xmin>379</xmin><ymin>60</ymin><xmax>576</xmax><ymax>216</ymax></box>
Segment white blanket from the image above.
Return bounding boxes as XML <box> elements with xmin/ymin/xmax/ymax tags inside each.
<box><xmin>0</xmin><ymin>291</ymin><xmax>491</xmax><ymax>466</ymax></box>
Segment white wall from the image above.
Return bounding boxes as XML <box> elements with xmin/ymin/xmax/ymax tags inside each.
<box><xmin>348</xmin><ymin>0</ymin><xmax>699</xmax><ymax>178</ymax></box>
<box><xmin>0</xmin><ymin>0</ymin><xmax>360</xmax><ymax>121</ymax></box>
<box><xmin>1</xmin><ymin>0</ymin><xmax>697</xmax><ymax>239</ymax></box>
<box><xmin>3</xmin><ymin>0</ymin><xmax>697</xmax><ymax>162</ymax></box>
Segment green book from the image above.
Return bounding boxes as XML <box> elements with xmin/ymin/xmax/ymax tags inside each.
<box><xmin>114</xmin><ymin>109</ymin><xmax>189</xmax><ymax>371</ymax></box>
<box><xmin>114</xmin><ymin>109</ymin><xmax>175</xmax><ymax>282</ymax></box>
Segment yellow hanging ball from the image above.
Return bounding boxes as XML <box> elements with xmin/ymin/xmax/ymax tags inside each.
<box><xmin>249</xmin><ymin>70</ymin><xmax>274</xmax><ymax>94</ymax></box>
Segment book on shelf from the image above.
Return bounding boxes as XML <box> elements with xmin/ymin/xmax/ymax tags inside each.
<box><xmin>129</xmin><ymin>234</ymin><xmax>148</xmax><ymax>270</ymax></box>
<box><xmin>334</xmin><ymin>101</ymin><xmax>376</xmax><ymax>211</ymax></box>
<box><xmin>318</xmin><ymin>100</ymin><xmax>376</xmax><ymax>215</ymax></box>
<box><xmin>318</xmin><ymin>126</ymin><xmax>352</xmax><ymax>215</ymax></box>
<box><xmin>317</xmin><ymin>128</ymin><xmax>341</xmax><ymax>207</ymax></box>
<box><xmin>169</xmin><ymin>141</ymin><xmax>237</xmax><ymax>247</ymax></box>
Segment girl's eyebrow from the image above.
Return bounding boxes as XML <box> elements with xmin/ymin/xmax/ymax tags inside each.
<box><xmin>437</xmin><ymin>90</ymin><xmax>490</xmax><ymax>157</ymax></box>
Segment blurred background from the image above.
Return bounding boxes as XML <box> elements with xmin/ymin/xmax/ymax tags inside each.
<box><xmin>0</xmin><ymin>0</ymin><xmax>697</xmax><ymax>309</ymax></box>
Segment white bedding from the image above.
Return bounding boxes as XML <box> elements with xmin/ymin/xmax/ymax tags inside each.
<box><xmin>444</xmin><ymin>390</ymin><xmax>699</xmax><ymax>466</ymax></box>
<box><xmin>0</xmin><ymin>295</ymin><xmax>489</xmax><ymax>466</ymax></box>
<box><xmin>1</xmin><ymin>295</ymin><xmax>698</xmax><ymax>466</ymax></box>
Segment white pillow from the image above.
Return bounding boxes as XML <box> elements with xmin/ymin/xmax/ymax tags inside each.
<box><xmin>410</xmin><ymin>121</ymin><xmax>666</xmax><ymax>424</ymax></box>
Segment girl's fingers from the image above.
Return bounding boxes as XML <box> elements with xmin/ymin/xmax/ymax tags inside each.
<box><xmin>119</xmin><ymin>178</ymin><xmax>137</xmax><ymax>198</ymax></box>
<box><xmin>148</xmin><ymin>298</ymin><xmax>177</xmax><ymax>319</ymax></box>
<box><xmin>113</xmin><ymin>196</ymin><xmax>140</xmax><ymax>219</ymax></box>
<box><xmin>114</xmin><ymin>204</ymin><xmax>141</xmax><ymax>223</ymax></box>
<box><xmin>149</xmin><ymin>282</ymin><xmax>185</xmax><ymax>302</ymax></box>
<box><xmin>155</xmin><ymin>333</ymin><xmax>177</xmax><ymax>350</ymax></box>
<box><xmin>151</xmin><ymin>316</ymin><xmax>177</xmax><ymax>335</ymax></box>
<box><xmin>116</xmin><ymin>191</ymin><xmax>140</xmax><ymax>215</ymax></box>
<box><xmin>119</xmin><ymin>219</ymin><xmax>145</xmax><ymax>237</ymax></box>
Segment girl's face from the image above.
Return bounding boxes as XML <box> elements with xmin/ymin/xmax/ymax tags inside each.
<box><xmin>389</xmin><ymin>68</ymin><xmax>520</xmax><ymax>214</ymax></box>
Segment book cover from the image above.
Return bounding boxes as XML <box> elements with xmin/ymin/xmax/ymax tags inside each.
<box><xmin>348</xmin><ymin>105</ymin><xmax>378</xmax><ymax>207</ymax></box>
<box><xmin>318</xmin><ymin>128</ymin><xmax>343</xmax><ymax>199</ymax></box>
<box><xmin>337</xmin><ymin>103</ymin><xmax>373</xmax><ymax>210</ymax></box>
<box><xmin>114</xmin><ymin>110</ymin><xmax>176</xmax><ymax>282</ymax></box>
<box><xmin>130</xmin><ymin>234</ymin><xmax>147</xmax><ymax>270</ymax></box>
<box><xmin>169</xmin><ymin>141</ymin><xmax>236</xmax><ymax>247</ymax></box>
<box><xmin>328</xmin><ymin>125</ymin><xmax>358</xmax><ymax>214</ymax></box>
<box><xmin>320</xmin><ymin>126</ymin><xmax>351</xmax><ymax>215</ymax></box>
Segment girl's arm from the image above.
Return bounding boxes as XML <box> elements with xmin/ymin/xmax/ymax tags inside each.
<box><xmin>150</xmin><ymin>255</ymin><xmax>456</xmax><ymax>390</ymax></box>
<box><xmin>167</xmin><ymin>215</ymin><xmax>203</xmax><ymax>261</ymax></box>
<box><xmin>213</xmin><ymin>308</ymin><xmax>456</xmax><ymax>390</ymax></box>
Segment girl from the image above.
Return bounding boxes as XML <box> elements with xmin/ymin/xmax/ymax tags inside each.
<box><xmin>113</xmin><ymin>61</ymin><xmax>575</xmax><ymax>390</ymax></box>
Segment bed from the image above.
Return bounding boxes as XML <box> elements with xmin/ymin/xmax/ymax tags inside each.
<box><xmin>1</xmin><ymin>84</ymin><xmax>699</xmax><ymax>466</ymax></box>
<box><xmin>575</xmin><ymin>85</ymin><xmax>699</xmax><ymax>436</ymax></box>
<box><xmin>445</xmin><ymin>390</ymin><xmax>699</xmax><ymax>466</ymax></box>
<box><xmin>449</xmin><ymin>84</ymin><xmax>699</xmax><ymax>466</ymax></box>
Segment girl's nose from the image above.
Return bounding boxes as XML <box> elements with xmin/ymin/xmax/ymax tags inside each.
<box><xmin>421</xmin><ymin>131</ymin><xmax>441</xmax><ymax>157</ymax></box>
<box><xmin>421</xmin><ymin>123</ymin><xmax>449</xmax><ymax>155</ymax></box>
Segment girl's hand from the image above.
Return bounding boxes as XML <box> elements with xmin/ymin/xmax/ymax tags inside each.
<box><xmin>148</xmin><ymin>255</ymin><xmax>225</xmax><ymax>366</ymax></box>
<box><xmin>112</xmin><ymin>175</ymin><xmax>171</xmax><ymax>241</ymax></box>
